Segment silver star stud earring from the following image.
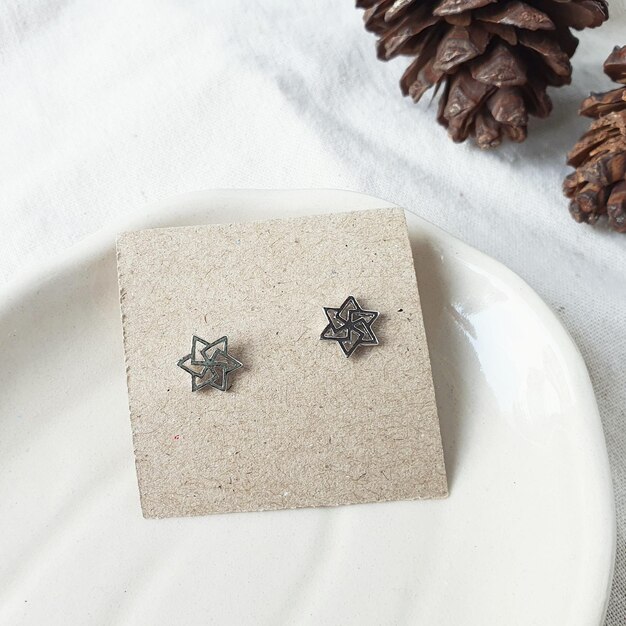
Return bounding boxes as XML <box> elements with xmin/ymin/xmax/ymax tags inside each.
<box><xmin>177</xmin><ymin>335</ymin><xmax>243</xmax><ymax>391</ymax></box>
<box><xmin>320</xmin><ymin>296</ymin><xmax>379</xmax><ymax>358</ymax></box>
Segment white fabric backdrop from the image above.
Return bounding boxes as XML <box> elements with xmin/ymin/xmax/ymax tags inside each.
<box><xmin>1</xmin><ymin>1</ymin><xmax>625</xmax><ymax>622</ymax></box>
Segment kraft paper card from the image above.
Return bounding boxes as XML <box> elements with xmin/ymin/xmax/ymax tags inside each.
<box><xmin>117</xmin><ymin>208</ymin><xmax>447</xmax><ymax>518</ymax></box>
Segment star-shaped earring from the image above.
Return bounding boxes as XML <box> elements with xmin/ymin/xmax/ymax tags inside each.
<box><xmin>320</xmin><ymin>296</ymin><xmax>379</xmax><ymax>357</ymax></box>
<box><xmin>177</xmin><ymin>335</ymin><xmax>243</xmax><ymax>392</ymax></box>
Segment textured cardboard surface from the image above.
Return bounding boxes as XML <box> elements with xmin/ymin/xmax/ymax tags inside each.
<box><xmin>116</xmin><ymin>208</ymin><xmax>447</xmax><ymax>518</ymax></box>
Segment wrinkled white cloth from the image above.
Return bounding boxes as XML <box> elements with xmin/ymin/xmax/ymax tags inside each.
<box><xmin>1</xmin><ymin>1</ymin><xmax>625</xmax><ymax>622</ymax></box>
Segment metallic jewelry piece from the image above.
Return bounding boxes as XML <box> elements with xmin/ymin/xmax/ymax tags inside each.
<box><xmin>177</xmin><ymin>335</ymin><xmax>243</xmax><ymax>392</ymax></box>
<box><xmin>320</xmin><ymin>296</ymin><xmax>379</xmax><ymax>358</ymax></box>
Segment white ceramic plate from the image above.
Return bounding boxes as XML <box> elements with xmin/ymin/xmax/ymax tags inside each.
<box><xmin>0</xmin><ymin>190</ymin><xmax>614</xmax><ymax>626</ymax></box>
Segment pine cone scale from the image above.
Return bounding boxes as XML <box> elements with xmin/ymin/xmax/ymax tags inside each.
<box><xmin>475</xmin><ymin>1</ymin><xmax>555</xmax><ymax>30</ymax></box>
<box><xmin>475</xmin><ymin>111</ymin><xmax>502</xmax><ymax>147</ymax></box>
<box><xmin>400</xmin><ymin>35</ymin><xmax>440</xmax><ymax>96</ymax></box>
<box><xmin>433</xmin><ymin>25</ymin><xmax>490</xmax><ymax>72</ymax></box>
<box><xmin>488</xmin><ymin>87</ymin><xmax>528</xmax><ymax>125</ymax></box>
<box><xmin>579</xmin><ymin>151</ymin><xmax>626</xmax><ymax>187</ymax></box>
<box><xmin>518</xmin><ymin>32</ymin><xmax>571</xmax><ymax>81</ymax></box>
<box><xmin>442</xmin><ymin>72</ymin><xmax>494</xmax><ymax>141</ymax></box>
<box><xmin>385</xmin><ymin>0</ymin><xmax>418</xmax><ymax>22</ymax></box>
<box><xmin>607</xmin><ymin>180</ymin><xmax>626</xmax><ymax>231</ymax></box>
<box><xmin>471</xmin><ymin>44</ymin><xmax>527</xmax><ymax>87</ymax></box>
<box><xmin>604</xmin><ymin>47</ymin><xmax>626</xmax><ymax>84</ymax></box>
<box><xmin>434</xmin><ymin>0</ymin><xmax>497</xmax><ymax>17</ymax></box>
<box><xmin>482</xmin><ymin>23</ymin><xmax>518</xmax><ymax>45</ymax></box>
<box><xmin>542</xmin><ymin>0</ymin><xmax>607</xmax><ymax>30</ymax></box>
<box><xmin>376</xmin><ymin>9</ymin><xmax>437</xmax><ymax>59</ymax></box>
<box><xmin>580</xmin><ymin>88</ymin><xmax>626</xmax><ymax>117</ymax></box>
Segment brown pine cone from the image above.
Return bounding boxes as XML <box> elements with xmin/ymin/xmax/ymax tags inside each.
<box><xmin>356</xmin><ymin>0</ymin><xmax>608</xmax><ymax>148</ymax></box>
<box><xmin>564</xmin><ymin>46</ymin><xmax>626</xmax><ymax>232</ymax></box>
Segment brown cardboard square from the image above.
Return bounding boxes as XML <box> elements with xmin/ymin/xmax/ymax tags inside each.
<box><xmin>116</xmin><ymin>208</ymin><xmax>447</xmax><ymax>518</ymax></box>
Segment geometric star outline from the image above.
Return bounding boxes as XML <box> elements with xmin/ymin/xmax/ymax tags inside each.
<box><xmin>177</xmin><ymin>335</ymin><xmax>243</xmax><ymax>392</ymax></box>
<box><xmin>320</xmin><ymin>296</ymin><xmax>379</xmax><ymax>358</ymax></box>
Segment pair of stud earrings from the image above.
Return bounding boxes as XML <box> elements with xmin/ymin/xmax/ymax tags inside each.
<box><xmin>177</xmin><ymin>296</ymin><xmax>379</xmax><ymax>392</ymax></box>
